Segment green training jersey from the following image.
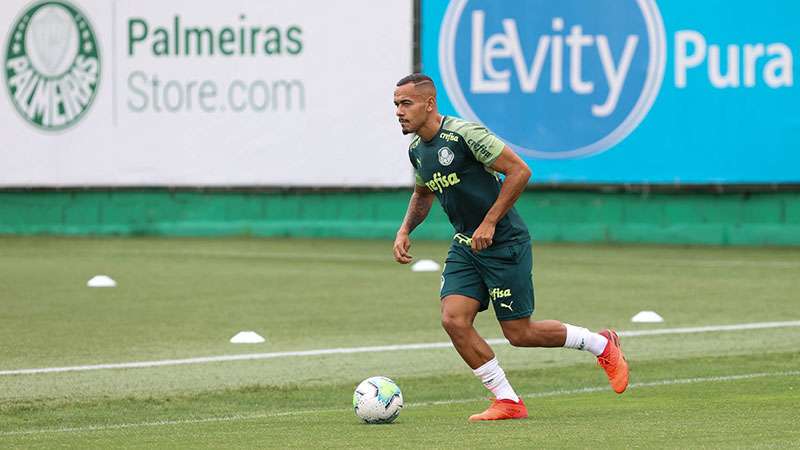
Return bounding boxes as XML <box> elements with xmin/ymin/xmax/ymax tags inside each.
<box><xmin>409</xmin><ymin>116</ymin><xmax>530</xmax><ymax>246</ymax></box>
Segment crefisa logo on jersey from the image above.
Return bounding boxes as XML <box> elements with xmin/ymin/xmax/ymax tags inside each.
<box><xmin>4</xmin><ymin>0</ymin><xmax>101</xmax><ymax>131</ymax></box>
<box><xmin>439</xmin><ymin>0</ymin><xmax>666</xmax><ymax>159</ymax></box>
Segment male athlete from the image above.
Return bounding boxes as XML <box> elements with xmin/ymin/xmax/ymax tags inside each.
<box><xmin>391</xmin><ymin>73</ymin><xmax>628</xmax><ymax>422</ymax></box>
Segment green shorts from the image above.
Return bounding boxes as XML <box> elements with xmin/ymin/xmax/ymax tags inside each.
<box><xmin>440</xmin><ymin>239</ymin><xmax>534</xmax><ymax>321</ymax></box>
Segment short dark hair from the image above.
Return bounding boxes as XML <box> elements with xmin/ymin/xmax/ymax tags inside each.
<box><xmin>396</xmin><ymin>73</ymin><xmax>435</xmax><ymax>88</ymax></box>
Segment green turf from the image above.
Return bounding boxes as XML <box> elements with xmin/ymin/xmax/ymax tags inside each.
<box><xmin>0</xmin><ymin>236</ymin><xmax>798</xmax><ymax>448</ymax></box>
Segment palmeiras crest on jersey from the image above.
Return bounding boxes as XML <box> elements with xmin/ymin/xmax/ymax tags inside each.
<box><xmin>4</xmin><ymin>0</ymin><xmax>101</xmax><ymax>131</ymax></box>
<box><xmin>438</xmin><ymin>147</ymin><xmax>455</xmax><ymax>166</ymax></box>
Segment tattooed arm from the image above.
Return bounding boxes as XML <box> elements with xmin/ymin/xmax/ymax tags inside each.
<box><xmin>393</xmin><ymin>185</ymin><xmax>435</xmax><ymax>264</ymax></box>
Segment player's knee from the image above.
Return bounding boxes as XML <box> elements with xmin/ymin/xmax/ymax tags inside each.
<box><xmin>441</xmin><ymin>314</ymin><xmax>471</xmax><ymax>336</ymax></box>
<box><xmin>504</xmin><ymin>331</ymin><xmax>527</xmax><ymax>347</ymax></box>
<box><xmin>501</xmin><ymin>327</ymin><xmax>530</xmax><ymax>347</ymax></box>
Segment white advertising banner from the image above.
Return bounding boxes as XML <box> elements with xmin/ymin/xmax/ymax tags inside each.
<box><xmin>0</xmin><ymin>0</ymin><xmax>413</xmax><ymax>186</ymax></box>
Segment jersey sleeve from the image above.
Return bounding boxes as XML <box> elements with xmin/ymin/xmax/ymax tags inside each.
<box><xmin>409</xmin><ymin>149</ymin><xmax>425</xmax><ymax>186</ymax></box>
<box><xmin>414</xmin><ymin>171</ymin><xmax>424</xmax><ymax>186</ymax></box>
<box><xmin>462</xmin><ymin>123</ymin><xmax>506</xmax><ymax>166</ymax></box>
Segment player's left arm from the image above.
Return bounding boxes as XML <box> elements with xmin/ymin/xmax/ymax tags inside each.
<box><xmin>472</xmin><ymin>146</ymin><xmax>531</xmax><ymax>251</ymax></box>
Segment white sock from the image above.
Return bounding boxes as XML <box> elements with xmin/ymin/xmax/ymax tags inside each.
<box><xmin>472</xmin><ymin>357</ymin><xmax>519</xmax><ymax>402</ymax></box>
<box><xmin>563</xmin><ymin>324</ymin><xmax>608</xmax><ymax>356</ymax></box>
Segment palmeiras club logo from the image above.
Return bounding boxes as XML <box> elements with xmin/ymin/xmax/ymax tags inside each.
<box><xmin>4</xmin><ymin>0</ymin><xmax>101</xmax><ymax>131</ymax></box>
<box><xmin>438</xmin><ymin>147</ymin><xmax>455</xmax><ymax>166</ymax></box>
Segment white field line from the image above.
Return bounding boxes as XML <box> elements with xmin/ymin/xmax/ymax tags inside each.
<box><xmin>619</xmin><ymin>321</ymin><xmax>800</xmax><ymax>337</ymax></box>
<box><xmin>1</xmin><ymin>320</ymin><xmax>799</xmax><ymax>377</ymax></box>
<box><xmin>1</xmin><ymin>370</ymin><xmax>798</xmax><ymax>437</ymax></box>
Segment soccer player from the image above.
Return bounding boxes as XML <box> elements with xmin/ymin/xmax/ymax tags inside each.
<box><xmin>391</xmin><ymin>74</ymin><xmax>629</xmax><ymax>422</ymax></box>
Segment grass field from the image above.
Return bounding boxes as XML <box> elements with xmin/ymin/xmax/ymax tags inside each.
<box><xmin>1</xmin><ymin>236</ymin><xmax>799</xmax><ymax>448</ymax></box>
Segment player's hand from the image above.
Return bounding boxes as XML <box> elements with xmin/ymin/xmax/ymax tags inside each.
<box><xmin>471</xmin><ymin>220</ymin><xmax>496</xmax><ymax>252</ymax></box>
<box><xmin>393</xmin><ymin>232</ymin><xmax>413</xmax><ymax>264</ymax></box>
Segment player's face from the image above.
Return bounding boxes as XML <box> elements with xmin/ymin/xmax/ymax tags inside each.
<box><xmin>394</xmin><ymin>84</ymin><xmax>430</xmax><ymax>135</ymax></box>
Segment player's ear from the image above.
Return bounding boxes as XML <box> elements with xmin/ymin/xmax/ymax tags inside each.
<box><xmin>426</xmin><ymin>97</ymin><xmax>435</xmax><ymax>112</ymax></box>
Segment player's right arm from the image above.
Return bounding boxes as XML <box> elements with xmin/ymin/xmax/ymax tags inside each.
<box><xmin>393</xmin><ymin>184</ymin><xmax>435</xmax><ymax>264</ymax></box>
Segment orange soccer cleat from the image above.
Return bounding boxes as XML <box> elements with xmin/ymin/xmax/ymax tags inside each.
<box><xmin>468</xmin><ymin>398</ymin><xmax>528</xmax><ymax>422</ymax></box>
<box><xmin>597</xmin><ymin>329</ymin><xmax>629</xmax><ymax>393</ymax></box>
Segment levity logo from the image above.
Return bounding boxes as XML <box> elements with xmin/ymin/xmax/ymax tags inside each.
<box><xmin>439</xmin><ymin>0</ymin><xmax>665</xmax><ymax>159</ymax></box>
<box><xmin>4</xmin><ymin>0</ymin><xmax>100</xmax><ymax>131</ymax></box>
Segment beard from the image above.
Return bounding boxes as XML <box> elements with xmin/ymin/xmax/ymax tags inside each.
<box><xmin>400</xmin><ymin>121</ymin><xmax>415</xmax><ymax>135</ymax></box>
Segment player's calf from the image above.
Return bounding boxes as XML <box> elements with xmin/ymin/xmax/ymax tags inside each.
<box><xmin>500</xmin><ymin>318</ymin><xmax>569</xmax><ymax>347</ymax></box>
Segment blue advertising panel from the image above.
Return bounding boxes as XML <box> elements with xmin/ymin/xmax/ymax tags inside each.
<box><xmin>422</xmin><ymin>0</ymin><xmax>800</xmax><ymax>184</ymax></box>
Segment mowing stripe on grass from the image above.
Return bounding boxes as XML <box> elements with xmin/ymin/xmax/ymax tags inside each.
<box><xmin>115</xmin><ymin>249</ymin><xmax>394</xmax><ymax>263</ymax></box>
<box><xmin>82</xmin><ymin>247</ymin><xmax>800</xmax><ymax>270</ymax></box>
<box><xmin>1</xmin><ymin>320</ymin><xmax>799</xmax><ymax>376</ymax></box>
<box><xmin>1</xmin><ymin>370</ymin><xmax>798</xmax><ymax>437</ymax></box>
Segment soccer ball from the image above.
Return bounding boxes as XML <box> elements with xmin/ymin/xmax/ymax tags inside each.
<box><xmin>352</xmin><ymin>376</ymin><xmax>403</xmax><ymax>424</ymax></box>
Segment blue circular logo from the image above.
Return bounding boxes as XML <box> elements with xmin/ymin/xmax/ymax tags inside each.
<box><xmin>439</xmin><ymin>0</ymin><xmax>666</xmax><ymax>159</ymax></box>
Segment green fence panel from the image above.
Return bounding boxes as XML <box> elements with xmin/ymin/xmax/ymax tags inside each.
<box><xmin>1</xmin><ymin>190</ymin><xmax>798</xmax><ymax>246</ymax></box>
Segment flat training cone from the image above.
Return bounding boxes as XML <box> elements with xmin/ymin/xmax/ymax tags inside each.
<box><xmin>411</xmin><ymin>259</ymin><xmax>440</xmax><ymax>272</ymax></box>
<box><xmin>631</xmin><ymin>311</ymin><xmax>664</xmax><ymax>323</ymax></box>
<box><xmin>230</xmin><ymin>331</ymin><xmax>265</xmax><ymax>344</ymax></box>
<box><xmin>87</xmin><ymin>275</ymin><xmax>116</xmax><ymax>287</ymax></box>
